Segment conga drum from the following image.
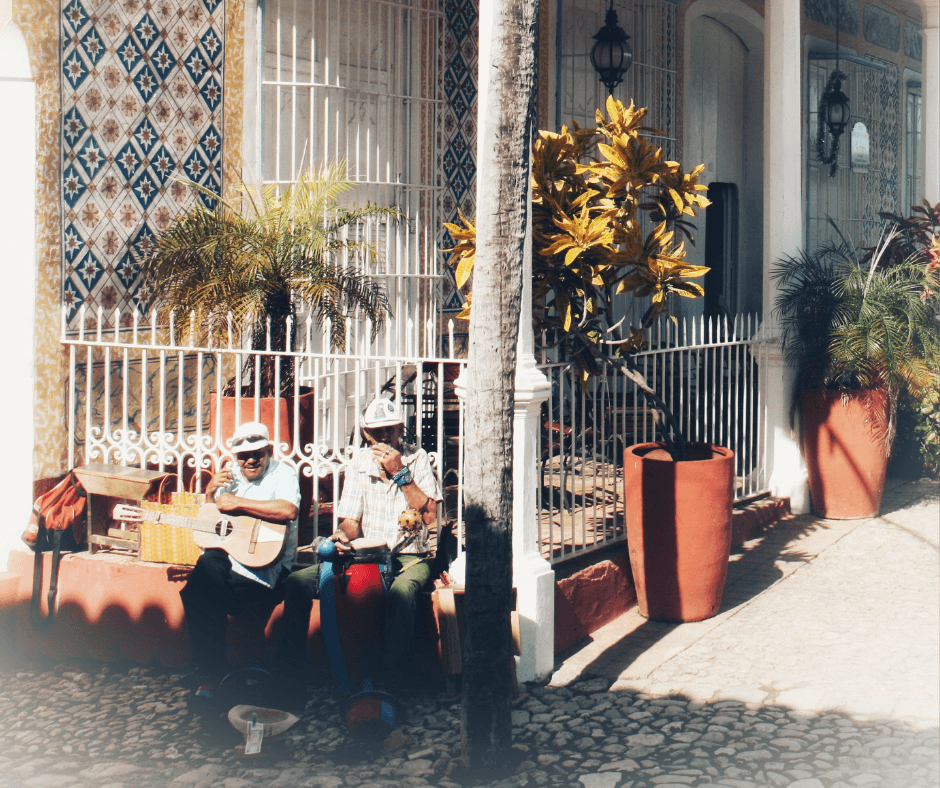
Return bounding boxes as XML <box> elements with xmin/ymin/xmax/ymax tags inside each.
<box><xmin>334</xmin><ymin>538</ymin><xmax>390</xmax><ymax>681</ymax></box>
<box><xmin>317</xmin><ymin>537</ymin><xmax>397</xmax><ymax>739</ymax></box>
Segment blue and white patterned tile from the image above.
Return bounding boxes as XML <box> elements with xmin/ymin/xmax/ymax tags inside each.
<box><xmin>804</xmin><ymin>0</ymin><xmax>859</xmax><ymax>36</ymax></box>
<box><xmin>439</xmin><ymin>0</ymin><xmax>479</xmax><ymax>312</ymax></box>
<box><xmin>59</xmin><ymin>0</ymin><xmax>225</xmax><ymax>327</ymax></box>
<box><xmin>904</xmin><ymin>20</ymin><xmax>922</xmax><ymax>61</ymax></box>
<box><xmin>864</xmin><ymin>4</ymin><xmax>900</xmax><ymax>52</ymax></box>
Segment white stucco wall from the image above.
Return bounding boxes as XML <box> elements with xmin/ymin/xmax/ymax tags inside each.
<box><xmin>0</xmin><ymin>19</ymin><xmax>37</xmax><ymax>572</ymax></box>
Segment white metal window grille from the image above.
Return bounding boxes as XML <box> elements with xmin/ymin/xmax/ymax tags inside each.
<box><xmin>905</xmin><ymin>83</ymin><xmax>923</xmax><ymax>209</ymax></box>
<box><xmin>260</xmin><ymin>0</ymin><xmax>445</xmax><ymax>358</ymax></box>
<box><xmin>806</xmin><ymin>55</ymin><xmax>900</xmax><ymax>253</ymax></box>
<box><xmin>556</xmin><ymin>0</ymin><xmax>678</xmax><ymax>160</ymax></box>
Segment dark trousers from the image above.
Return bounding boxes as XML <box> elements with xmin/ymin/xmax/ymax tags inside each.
<box><xmin>179</xmin><ymin>549</ymin><xmax>285</xmax><ymax>678</ymax></box>
<box><xmin>278</xmin><ymin>555</ymin><xmax>432</xmax><ymax>674</ymax></box>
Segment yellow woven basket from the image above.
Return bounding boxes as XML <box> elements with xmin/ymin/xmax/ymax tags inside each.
<box><xmin>138</xmin><ymin>492</ymin><xmax>206</xmax><ymax>566</ymax></box>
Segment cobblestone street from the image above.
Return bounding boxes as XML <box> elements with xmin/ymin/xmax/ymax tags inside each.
<box><xmin>0</xmin><ymin>477</ymin><xmax>937</xmax><ymax>788</ymax></box>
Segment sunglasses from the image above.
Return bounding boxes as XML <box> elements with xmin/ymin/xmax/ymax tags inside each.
<box><xmin>235</xmin><ymin>449</ymin><xmax>269</xmax><ymax>462</ymax></box>
<box><xmin>365</xmin><ymin>426</ymin><xmax>400</xmax><ymax>440</ymax></box>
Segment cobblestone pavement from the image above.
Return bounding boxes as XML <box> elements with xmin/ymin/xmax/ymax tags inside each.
<box><xmin>0</xmin><ymin>478</ymin><xmax>937</xmax><ymax>788</ymax></box>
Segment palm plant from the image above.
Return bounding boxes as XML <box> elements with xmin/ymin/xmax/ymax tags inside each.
<box><xmin>446</xmin><ymin>97</ymin><xmax>711</xmax><ymax>459</ymax></box>
<box><xmin>773</xmin><ymin>223</ymin><xmax>940</xmax><ymax>448</ymax></box>
<box><xmin>142</xmin><ymin>165</ymin><xmax>398</xmax><ymax>396</ymax></box>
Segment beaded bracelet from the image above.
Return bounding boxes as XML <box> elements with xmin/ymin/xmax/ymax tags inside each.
<box><xmin>392</xmin><ymin>467</ymin><xmax>413</xmax><ymax>487</ymax></box>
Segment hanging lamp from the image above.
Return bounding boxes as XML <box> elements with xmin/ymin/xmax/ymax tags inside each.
<box><xmin>590</xmin><ymin>0</ymin><xmax>633</xmax><ymax>95</ymax></box>
<box><xmin>816</xmin><ymin>0</ymin><xmax>851</xmax><ymax>176</ymax></box>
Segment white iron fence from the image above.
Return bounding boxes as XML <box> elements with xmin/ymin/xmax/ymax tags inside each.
<box><xmin>63</xmin><ymin>308</ymin><xmax>769</xmax><ymax>566</ymax></box>
<box><xmin>536</xmin><ymin>313</ymin><xmax>770</xmax><ymax>564</ymax></box>
<box><xmin>64</xmin><ymin>306</ymin><xmax>466</xmax><ymax>551</ymax></box>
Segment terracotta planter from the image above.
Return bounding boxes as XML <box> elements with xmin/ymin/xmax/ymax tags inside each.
<box><xmin>802</xmin><ymin>388</ymin><xmax>890</xmax><ymax>519</ymax></box>
<box><xmin>623</xmin><ymin>442</ymin><xmax>734</xmax><ymax>622</ymax></box>
<box><xmin>209</xmin><ymin>387</ymin><xmax>315</xmax><ymax>456</ymax></box>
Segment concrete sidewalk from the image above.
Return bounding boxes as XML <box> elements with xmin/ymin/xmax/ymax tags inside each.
<box><xmin>551</xmin><ymin>476</ymin><xmax>940</xmax><ymax>725</ymax></box>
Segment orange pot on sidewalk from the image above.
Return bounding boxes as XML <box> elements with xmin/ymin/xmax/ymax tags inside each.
<box><xmin>801</xmin><ymin>388</ymin><xmax>890</xmax><ymax>519</ymax></box>
<box><xmin>624</xmin><ymin>443</ymin><xmax>734</xmax><ymax>623</ymax></box>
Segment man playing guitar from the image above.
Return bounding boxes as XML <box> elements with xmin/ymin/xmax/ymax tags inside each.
<box><xmin>179</xmin><ymin>421</ymin><xmax>300</xmax><ymax>707</ymax></box>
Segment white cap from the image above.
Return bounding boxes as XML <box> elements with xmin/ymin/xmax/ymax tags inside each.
<box><xmin>360</xmin><ymin>397</ymin><xmax>405</xmax><ymax>430</ymax></box>
<box><xmin>229</xmin><ymin>421</ymin><xmax>271</xmax><ymax>453</ymax></box>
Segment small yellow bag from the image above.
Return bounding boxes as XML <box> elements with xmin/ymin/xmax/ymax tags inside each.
<box><xmin>138</xmin><ymin>476</ymin><xmax>206</xmax><ymax>566</ymax></box>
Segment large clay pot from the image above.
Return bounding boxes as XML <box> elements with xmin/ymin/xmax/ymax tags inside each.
<box><xmin>209</xmin><ymin>387</ymin><xmax>315</xmax><ymax>456</ymax></box>
<box><xmin>624</xmin><ymin>442</ymin><xmax>734</xmax><ymax>622</ymax></box>
<box><xmin>802</xmin><ymin>388</ymin><xmax>890</xmax><ymax>519</ymax></box>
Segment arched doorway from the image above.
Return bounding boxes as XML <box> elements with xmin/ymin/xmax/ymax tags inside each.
<box><xmin>683</xmin><ymin>1</ymin><xmax>764</xmax><ymax>316</ymax></box>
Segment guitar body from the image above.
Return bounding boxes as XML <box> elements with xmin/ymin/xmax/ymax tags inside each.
<box><xmin>188</xmin><ymin>503</ymin><xmax>287</xmax><ymax>568</ymax></box>
<box><xmin>112</xmin><ymin>502</ymin><xmax>290</xmax><ymax>568</ymax></box>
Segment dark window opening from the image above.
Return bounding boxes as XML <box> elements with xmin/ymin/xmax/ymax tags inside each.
<box><xmin>703</xmin><ymin>182</ymin><xmax>739</xmax><ymax>319</ymax></box>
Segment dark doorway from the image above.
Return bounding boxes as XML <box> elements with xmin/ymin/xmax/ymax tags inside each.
<box><xmin>703</xmin><ymin>182</ymin><xmax>739</xmax><ymax>318</ymax></box>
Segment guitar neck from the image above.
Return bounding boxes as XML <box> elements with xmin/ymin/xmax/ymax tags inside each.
<box><xmin>152</xmin><ymin>510</ymin><xmax>221</xmax><ymax>534</ymax></box>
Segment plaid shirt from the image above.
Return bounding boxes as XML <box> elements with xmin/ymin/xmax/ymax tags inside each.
<box><xmin>335</xmin><ymin>445</ymin><xmax>441</xmax><ymax>554</ymax></box>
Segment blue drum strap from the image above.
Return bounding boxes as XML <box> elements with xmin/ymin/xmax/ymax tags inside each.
<box><xmin>318</xmin><ymin>559</ymin><xmax>350</xmax><ymax>695</ymax></box>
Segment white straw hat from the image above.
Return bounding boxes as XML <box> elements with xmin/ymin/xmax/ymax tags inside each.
<box><xmin>229</xmin><ymin>421</ymin><xmax>271</xmax><ymax>453</ymax></box>
<box><xmin>359</xmin><ymin>398</ymin><xmax>405</xmax><ymax>430</ymax></box>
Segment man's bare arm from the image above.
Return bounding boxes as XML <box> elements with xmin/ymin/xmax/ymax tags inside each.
<box><xmin>215</xmin><ymin>493</ymin><xmax>298</xmax><ymax>524</ymax></box>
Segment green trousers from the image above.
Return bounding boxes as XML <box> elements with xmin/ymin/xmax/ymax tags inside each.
<box><xmin>278</xmin><ymin>554</ymin><xmax>432</xmax><ymax>674</ymax></box>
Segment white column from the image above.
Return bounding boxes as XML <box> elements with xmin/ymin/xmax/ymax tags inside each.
<box><xmin>760</xmin><ymin>0</ymin><xmax>810</xmax><ymax>512</ymax></box>
<box><xmin>0</xmin><ymin>20</ymin><xmax>38</xmax><ymax>570</ymax></box>
<box><xmin>922</xmin><ymin>0</ymin><xmax>940</xmax><ymax>204</ymax></box>
<box><xmin>510</xmin><ymin>187</ymin><xmax>553</xmax><ymax>683</ymax></box>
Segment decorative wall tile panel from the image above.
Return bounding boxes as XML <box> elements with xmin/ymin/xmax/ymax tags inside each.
<box><xmin>807</xmin><ymin>58</ymin><xmax>899</xmax><ymax>252</ymax></box>
<box><xmin>59</xmin><ymin>0</ymin><xmax>226</xmax><ymax>327</ymax></box>
<box><xmin>804</xmin><ymin>0</ymin><xmax>859</xmax><ymax>36</ymax></box>
<box><xmin>864</xmin><ymin>4</ymin><xmax>900</xmax><ymax>52</ymax></box>
<box><xmin>904</xmin><ymin>20</ymin><xmax>922</xmax><ymax>61</ymax></box>
<box><xmin>438</xmin><ymin>0</ymin><xmax>478</xmax><ymax>310</ymax></box>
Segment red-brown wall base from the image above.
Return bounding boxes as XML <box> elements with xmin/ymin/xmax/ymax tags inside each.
<box><xmin>1</xmin><ymin>497</ymin><xmax>790</xmax><ymax>668</ymax></box>
<box><xmin>553</xmin><ymin>496</ymin><xmax>791</xmax><ymax>654</ymax></box>
<box><xmin>0</xmin><ymin>550</ymin><xmax>438</xmax><ymax>674</ymax></box>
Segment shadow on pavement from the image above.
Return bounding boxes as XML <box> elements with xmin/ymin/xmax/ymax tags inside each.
<box><xmin>0</xmin><ymin>658</ymin><xmax>937</xmax><ymax>788</ymax></box>
<box><xmin>554</xmin><ymin>512</ymin><xmax>823</xmax><ymax>684</ymax></box>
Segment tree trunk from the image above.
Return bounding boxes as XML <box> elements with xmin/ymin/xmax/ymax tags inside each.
<box><xmin>462</xmin><ymin>0</ymin><xmax>539</xmax><ymax>771</ymax></box>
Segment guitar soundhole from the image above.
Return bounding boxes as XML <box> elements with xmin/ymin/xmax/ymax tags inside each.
<box><xmin>215</xmin><ymin>519</ymin><xmax>233</xmax><ymax>538</ymax></box>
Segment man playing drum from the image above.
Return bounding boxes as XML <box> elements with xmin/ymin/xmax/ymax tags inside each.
<box><xmin>277</xmin><ymin>397</ymin><xmax>441</xmax><ymax>692</ymax></box>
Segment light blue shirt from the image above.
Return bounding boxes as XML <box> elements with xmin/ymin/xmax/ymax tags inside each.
<box><xmin>220</xmin><ymin>459</ymin><xmax>301</xmax><ymax>588</ymax></box>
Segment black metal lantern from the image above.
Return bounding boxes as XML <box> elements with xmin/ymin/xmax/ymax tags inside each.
<box><xmin>590</xmin><ymin>0</ymin><xmax>633</xmax><ymax>95</ymax></box>
<box><xmin>824</xmin><ymin>86</ymin><xmax>850</xmax><ymax>135</ymax></box>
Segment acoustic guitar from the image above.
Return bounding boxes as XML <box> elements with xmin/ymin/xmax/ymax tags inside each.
<box><xmin>113</xmin><ymin>503</ymin><xmax>288</xmax><ymax>568</ymax></box>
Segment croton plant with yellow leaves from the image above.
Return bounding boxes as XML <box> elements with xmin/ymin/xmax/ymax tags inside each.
<box><xmin>446</xmin><ymin>97</ymin><xmax>711</xmax><ymax>459</ymax></box>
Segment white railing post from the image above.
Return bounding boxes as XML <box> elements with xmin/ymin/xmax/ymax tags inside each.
<box><xmin>751</xmin><ymin>317</ymin><xmax>810</xmax><ymax>513</ymax></box>
<box><xmin>511</xmin><ymin>182</ymin><xmax>554</xmax><ymax>683</ymax></box>
<box><xmin>512</xmin><ymin>351</ymin><xmax>553</xmax><ymax>682</ymax></box>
